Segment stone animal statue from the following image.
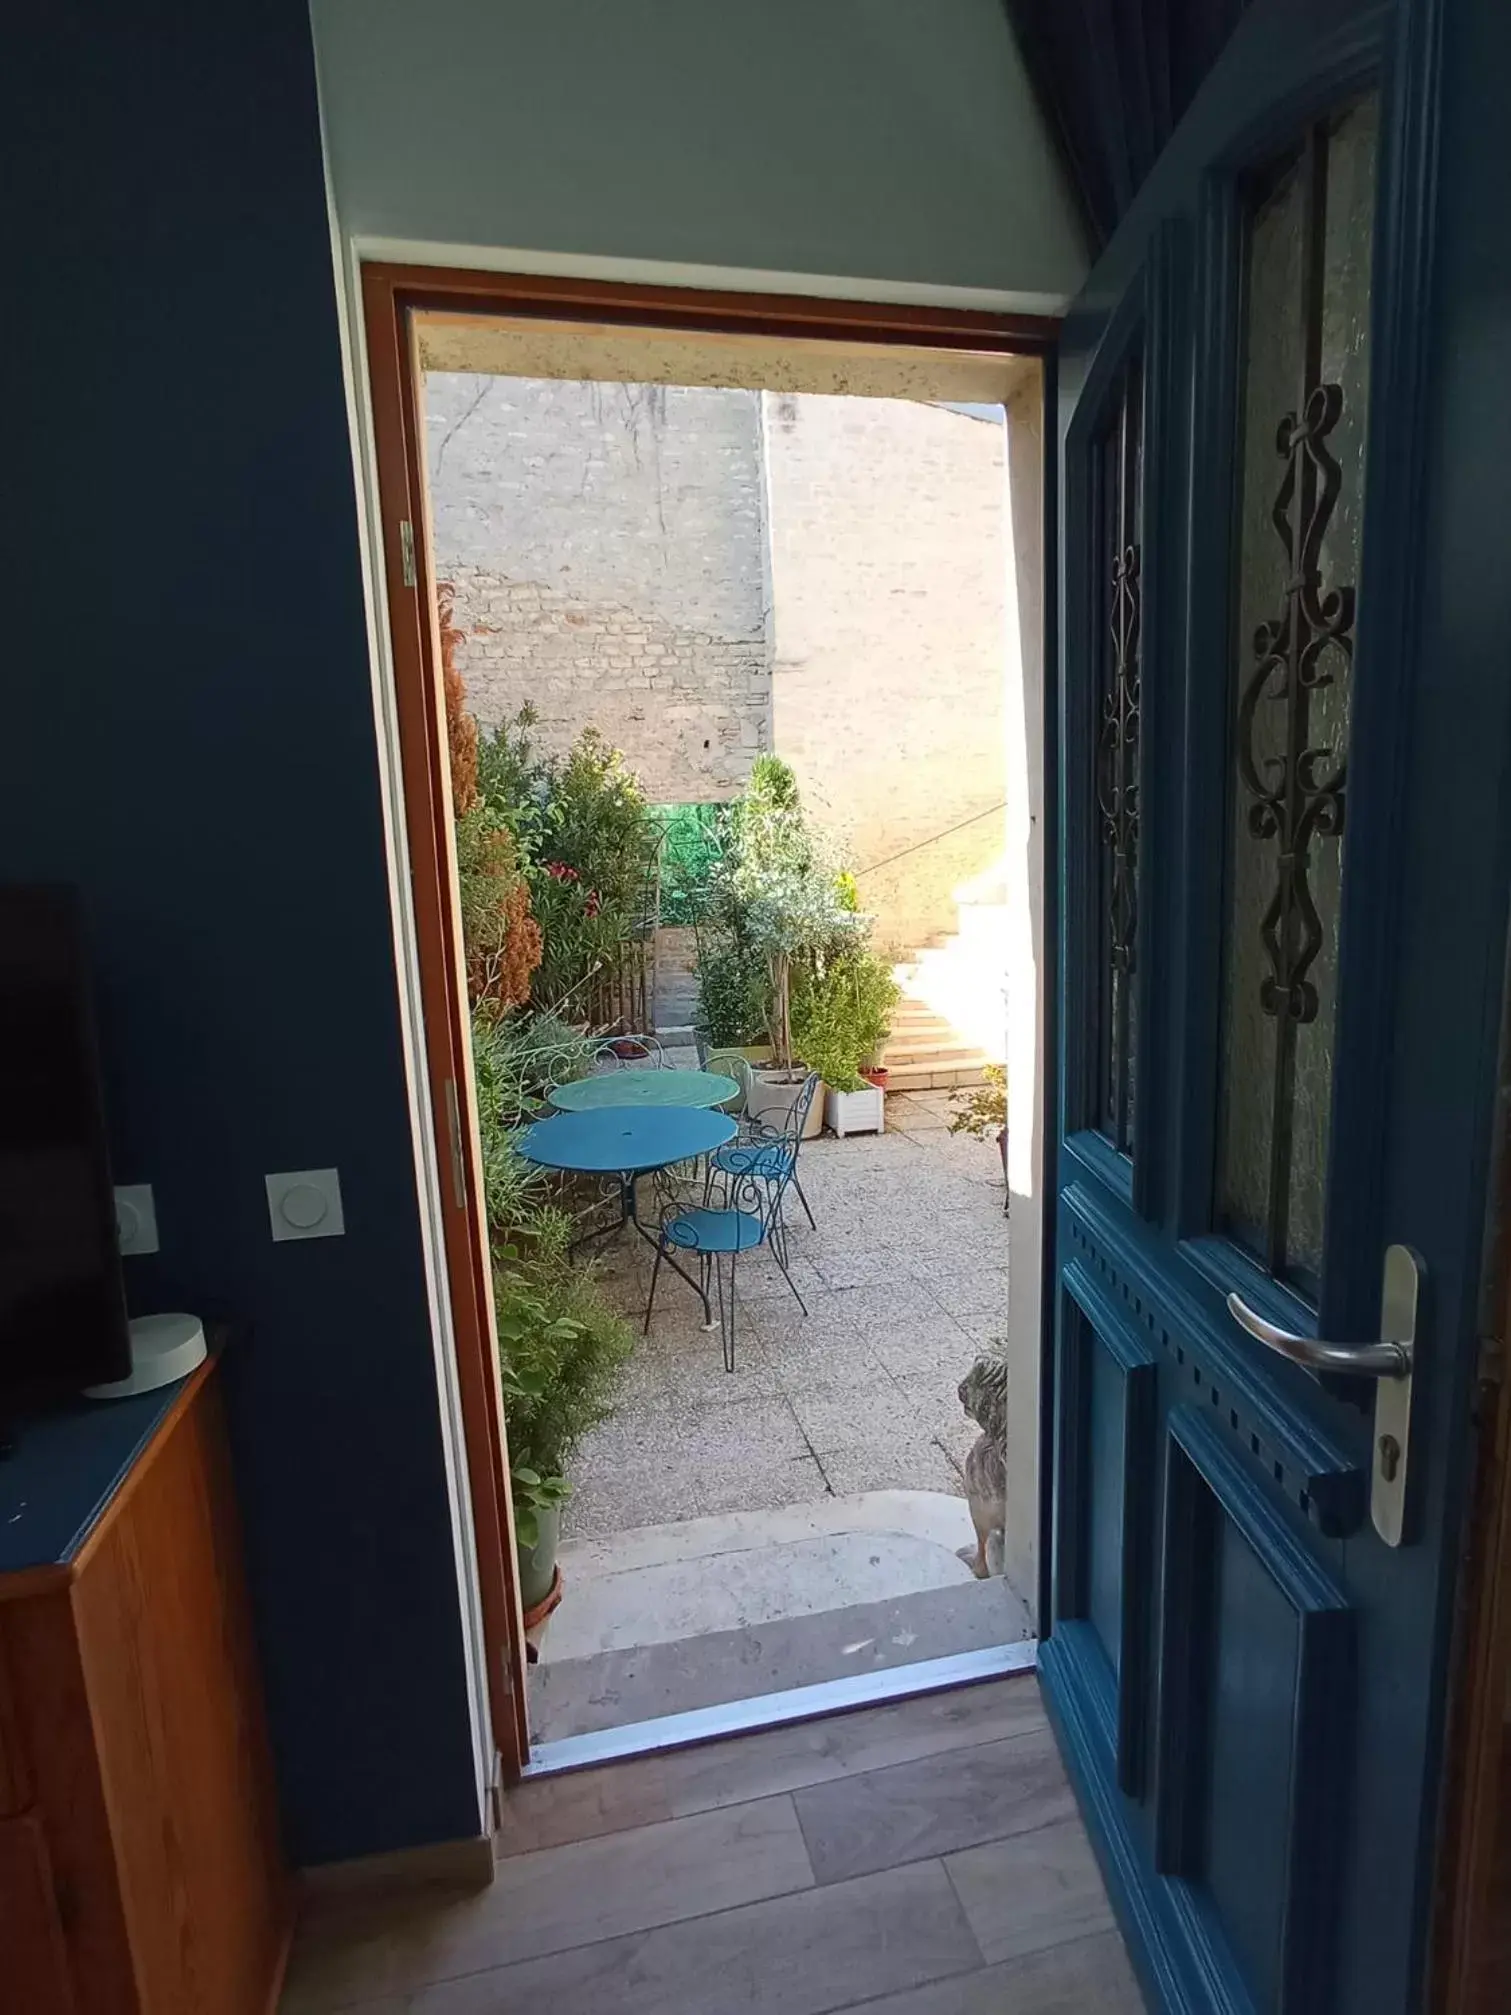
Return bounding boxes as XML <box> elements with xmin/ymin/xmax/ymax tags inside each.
<box><xmin>957</xmin><ymin>1343</ymin><xmax>1009</xmax><ymax>1579</ymax></box>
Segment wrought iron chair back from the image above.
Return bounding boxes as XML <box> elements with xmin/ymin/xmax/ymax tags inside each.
<box><xmin>718</xmin><ymin>1068</ymin><xmax>821</xmax><ymax>1232</ymax></box>
<box><xmin>754</xmin><ymin>1069</ymin><xmax>820</xmax><ymax>1144</ymax></box>
<box><xmin>700</xmin><ymin>1048</ymin><xmax>753</xmax><ymax>1117</ymax></box>
<box><xmin>706</xmin><ymin>1138</ymin><xmax>799</xmax><ymax>1232</ymax></box>
<box><xmin>646</xmin><ymin>1130</ymin><xmax>809</xmax><ymax>1370</ymax></box>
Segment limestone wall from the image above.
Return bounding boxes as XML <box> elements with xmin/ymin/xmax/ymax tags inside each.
<box><xmin>425</xmin><ymin>374</ymin><xmax>772</xmax><ymax>803</ymax></box>
<box><xmin>424</xmin><ymin>374</ymin><xmax>1009</xmax><ymax>952</ymax></box>
<box><xmin>762</xmin><ymin>393</ymin><xmax>1007</xmax><ymax>954</ymax></box>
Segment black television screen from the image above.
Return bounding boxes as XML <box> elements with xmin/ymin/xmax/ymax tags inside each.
<box><xmin>0</xmin><ymin>887</ymin><xmax>132</xmax><ymax>1403</ymax></box>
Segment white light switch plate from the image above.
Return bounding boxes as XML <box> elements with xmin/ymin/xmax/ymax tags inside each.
<box><xmin>114</xmin><ymin>1184</ymin><xmax>159</xmax><ymax>1256</ymax></box>
<box><xmin>266</xmin><ymin>1168</ymin><xmax>345</xmax><ymax>1242</ymax></box>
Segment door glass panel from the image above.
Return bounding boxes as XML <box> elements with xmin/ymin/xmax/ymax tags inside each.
<box><xmin>1218</xmin><ymin>96</ymin><xmax>1378</xmax><ymax>1293</ymax></box>
<box><xmin>1096</xmin><ymin>358</ymin><xmax>1143</xmax><ymax>1156</ymax></box>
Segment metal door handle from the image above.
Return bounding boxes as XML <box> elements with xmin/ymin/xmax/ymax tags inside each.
<box><xmin>1223</xmin><ymin>1297</ymin><xmax>1411</xmax><ymax>1378</ymax></box>
<box><xmin>1225</xmin><ymin>1244</ymin><xmax>1423</xmax><ymax>1547</ymax></box>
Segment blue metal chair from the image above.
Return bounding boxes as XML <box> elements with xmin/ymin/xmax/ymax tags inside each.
<box><xmin>645</xmin><ymin>1140</ymin><xmax>808</xmax><ymax>1371</ymax></box>
<box><xmin>699</xmin><ymin>1047</ymin><xmax>754</xmax><ymax>1117</ymax></box>
<box><xmin>711</xmin><ymin>1069</ymin><xmax>820</xmax><ymax>1232</ymax></box>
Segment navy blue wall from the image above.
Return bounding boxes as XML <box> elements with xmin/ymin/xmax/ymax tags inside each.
<box><xmin>2</xmin><ymin>3</ymin><xmax>479</xmax><ymax>1863</ymax></box>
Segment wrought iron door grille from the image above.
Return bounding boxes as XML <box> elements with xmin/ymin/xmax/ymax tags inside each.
<box><xmin>1219</xmin><ymin>101</ymin><xmax>1375</xmax><ymax>1287</ymax></box>
<box><xmin>1095</xmin><ymin>359</ymin><xmax>1144</xmax><ymax>1156</ymax></box>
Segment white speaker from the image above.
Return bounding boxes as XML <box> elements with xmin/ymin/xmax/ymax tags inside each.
<box><xmin>85</xmin><ymin>1313</ymin><xmax>207</xmax><ymax>1400</ymax></box>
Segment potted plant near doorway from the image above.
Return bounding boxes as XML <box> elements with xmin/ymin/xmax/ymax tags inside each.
<box><xmin>717</xmin><ymin>758</ymin><xmax>861</xmax><ymax>1134</ymax></box>
<box><xmin>493</xmin><ymin>1236</ymin><xmax>632</xmax><ymax>1621</ymax></box>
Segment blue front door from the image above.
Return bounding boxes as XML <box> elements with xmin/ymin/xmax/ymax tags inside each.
<box><xmin>1041</xmin><ymin>1</ymin><xmax>1509</xmax><ymax>2010</ymax></box>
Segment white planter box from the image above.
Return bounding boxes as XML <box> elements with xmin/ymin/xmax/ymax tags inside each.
<box><xmin>825</xmin><ymin>1084</ymin><xmax>885</xmax><ymax>1138</ymax></box>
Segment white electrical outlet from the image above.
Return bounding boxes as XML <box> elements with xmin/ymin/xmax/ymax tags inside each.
<box><xmin>265</xmin><ymin>1168</ymin><xmax>345</xmax><ymax>1242</ymax></box>
<box><xmin>114</xmin><ymin>1184</ymin><xmax>159</xmax><ymax>1256</ymax></box>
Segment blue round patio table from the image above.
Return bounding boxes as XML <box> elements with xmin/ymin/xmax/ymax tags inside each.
<box><xmin>547</xmin><ymin>1067</ymin><xmax>739</xmax><ymax>1112</ymax></box>
<box><xmin>517</xmin><ymin>1106</ymin><xmax>737</xmax><ymax>1323</ymax></box>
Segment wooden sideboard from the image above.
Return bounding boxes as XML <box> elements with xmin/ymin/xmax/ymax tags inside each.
<box><xmin>0</xmin><ymin>1354</ymin><xmax>291</xmax><ymax>2014</ymax></box>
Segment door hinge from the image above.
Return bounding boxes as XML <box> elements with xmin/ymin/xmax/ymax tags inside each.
<box><xmin>400</xmin><ymin>518</ymin><xmax>417</xmax><ymax>589</ymax></box>
<box><xmin>443</xmin><ymin>1077</ymin><xmax>468</xmax><ymax>1211</ymax></box>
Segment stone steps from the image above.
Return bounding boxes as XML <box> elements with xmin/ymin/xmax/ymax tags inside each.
<box><xmin>881</xmin><ymin>1038</ymin><xmax>984</xmax><ymax>1066</ymax></box>
<box><xmin>879</xmin><ymin>909</ymin><xmax>1005</xmax><ymax>1093</ymax></box>
<box><xmin>881</xmin><ymin>1057</ymin><xmax>999</xmax><ymax>1092</ymax></box>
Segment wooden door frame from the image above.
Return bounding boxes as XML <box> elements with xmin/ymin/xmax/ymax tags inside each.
<box><xmin>360</xmin><ymin>262</ymin><xmax>1056</xmax><ymax>1782</ymax></box>
<box><xmin>1431</xmin><ymin>1147</ymin><xmax>1511</xmax><ymax>2011</ymax></box>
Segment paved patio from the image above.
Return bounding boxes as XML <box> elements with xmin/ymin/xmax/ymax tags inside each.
<box><xmin>566</xmin><ymin>1089</ymin><xmax>1010</xmax><ymax>1539</ymax></box>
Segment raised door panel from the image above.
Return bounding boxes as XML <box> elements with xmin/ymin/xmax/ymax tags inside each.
<box><xmin>1154</xmin><ymin>1408</ymin><xmax>1353</xmax><ymax>2015</ymax></box>
<box><xmin>1054</xmin><ymin>1255</ymin><xmax>1158</xmax><ymax>1797</ymax></box>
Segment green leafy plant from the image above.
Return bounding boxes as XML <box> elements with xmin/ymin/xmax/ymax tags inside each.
<box><xmin>475</xmin><ymin>703</ymin><xmax>554</xmax><ymax>858</ymax></box>
<box><xmin>547</xmin><ymin>730</ymin><xmax>660</xmax><ymax>912</ymax></box>
<box><xmin>474</xmin><ymin>1011</ymin><xmax>591</xmax><ymax>1126</ymax></box>
<box><xmin>687</xmin><ymin>805</ymin><xmax>767</xmax><ymax>1048</ymax></box>
<box><xmin>694</xmin><ymin>931</ymin><xmax>768</xmax><ymax>1047</ymax></box>
<box><xmin>493</xmin><ymin>1260</ymin><xmax>586</xmax><ymax>1545</ymax></box>
<box><xmin>718</xmin><ymin>757</ymin><xmax>862</xmax><ymax>1068</ymax></box>
<box><xmin>495</xmin><ymin>1350</ymin><xmax>562</xmax><ymax>1547</ymax></box>
<box><xmin>493</xmin><ymin>1242</ymin><xmax>632</xmax><ymax>1539</ymax></box>
<box><xmin>449</xmin><ymin>693</ymin><xmax>644</xmax><ymax>1555</ymax></box>
<box><xmin>791</xmin><ymin>947</ymin><xmax>901</xmax><ymax>1091</ymax></box>
<box><xmin>474</xmin><ymin>711</ymin><xmax>662</xmax><ymax>1017</ymax></box>
<box><xmin>509</xmin><ymin>1468</ymin><xmax>571</xmax><ymax>1551</ymax></box>
<box><xmin>948</xmin><ymin>1064</ymin><xmax>1008</xmax><ymax>1139</ymax></box>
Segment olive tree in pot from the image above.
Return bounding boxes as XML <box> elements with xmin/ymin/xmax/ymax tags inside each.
<box><xmin>721</xmin><ymin>758</ymin><xmax>860</xmax><ymax>1134</ymax></box>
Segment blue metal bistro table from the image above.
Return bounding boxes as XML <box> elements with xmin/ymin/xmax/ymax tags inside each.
<box><xmin>516</xmin><ymin>1105</ymin><xmax>737</xmax><ymax>1323</ymax></box>
<box><xmin>547</xmin><ymin>1067</ymin><xmax>739</xmax><ymax>1112</ymax></box>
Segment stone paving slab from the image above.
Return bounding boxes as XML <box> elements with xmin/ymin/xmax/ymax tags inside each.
<box><xmin>564</xmin><ymin>1109</ymin><xmax>1009</xmax><ymax>1539</ymax></box>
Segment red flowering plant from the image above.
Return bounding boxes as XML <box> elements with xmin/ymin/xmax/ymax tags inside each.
<box><xmin>466</xmin><ymin>707</ymin><xmax>660</xmax><ymax>1019</ymax></box>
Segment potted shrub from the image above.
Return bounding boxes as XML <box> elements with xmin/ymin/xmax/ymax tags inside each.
<box><xmin>717</xmin><ymin>758</ymin><xmax>862</xmax><ymax>1130</ymax></box>
<box><xmin>511</xmin><ymin>1465</ymin><xmax>571</xmax><ymax>1615</ymax></box>
<box><xmin>792</xmin><ymin>946</ymin><xmax>901</xmax><ymax>1138</ymax></box>
<box><xmin>493</xmin><ymin>1235</ymin><xmax>632</xmax><ymax>1616</ymax></box>
<box><xmin>822</xmin><ymin>1065</ymin><xmax>886</xmax><ymax>1138</ymax></box>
